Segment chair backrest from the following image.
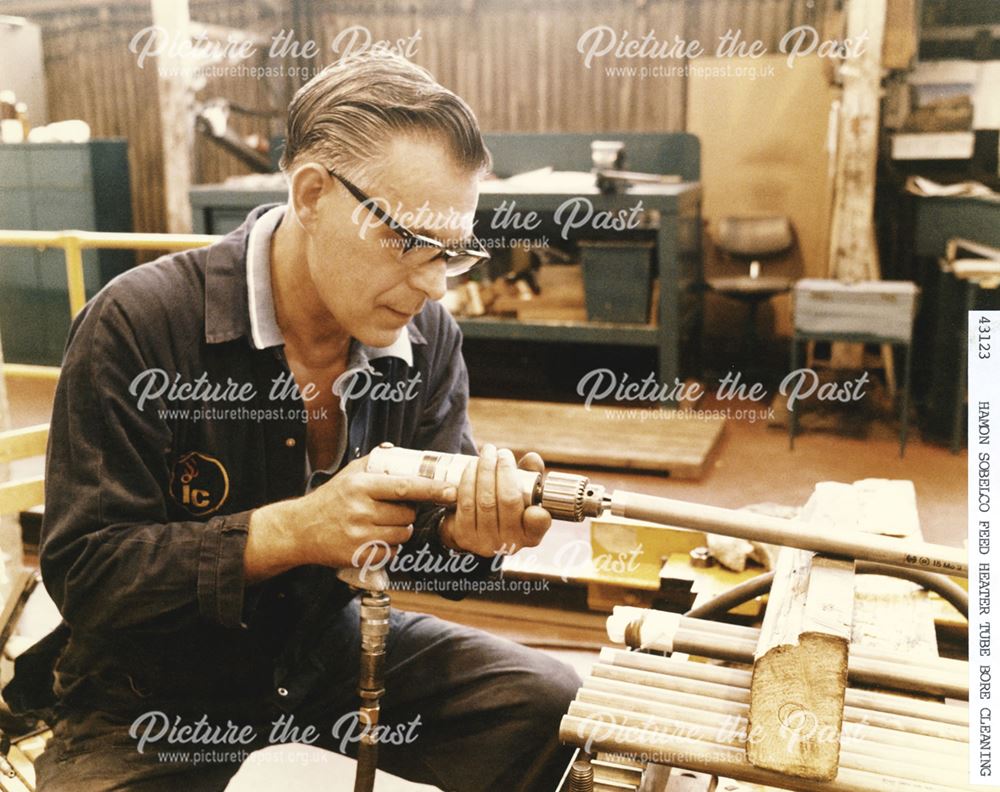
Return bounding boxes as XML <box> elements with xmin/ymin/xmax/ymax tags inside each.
<box><xmin>716</xmin><ymin>216</ymin><xmax>794</xmax><ymax>258</ymax></box>
<box><xmin>708</xmin><ymin>215</ymin><xmax>802</xmax><ymax>283</ymax></box>
<box><xmin>0</xmin><ymin>425</ymin><xmax>48</xmax><ymax>516</ymax></box>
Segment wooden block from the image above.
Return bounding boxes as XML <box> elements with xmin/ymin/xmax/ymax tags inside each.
<box><xmin>746</xmin><ymin>547</ymin><xmax>854</xmax><ymax>781</ymax></box>
<box><xmin>0</xmin><ymin>476</ymin><xmax>44</xmax><ymax>515</ymax></box>
<box><xmin>0</xmin><ymin>424</ymin><xmax>48</xmax><ymax>465</ymax></box>
<box><xmin>467</xmin><ymin>399</ymin><xmax>725</xmax><ymax>479</ymax></box>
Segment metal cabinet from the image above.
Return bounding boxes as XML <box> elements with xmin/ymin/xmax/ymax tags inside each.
<box><xmin>0</xmin><ymin>140</ymin><xmax>132</xmax><ymax>364</ymax></box>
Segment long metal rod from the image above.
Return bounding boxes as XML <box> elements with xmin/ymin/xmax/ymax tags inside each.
<box><xmin>0</xmin><ymin>228</ymin><xmax>219</xmax><ymax>318</ymax></box>
<box><xmin>560</xmin><ymin>715</ymin><xmax>975</xmax><ymax>792</ymax></box>
<box><xmin>609</xmin><ymin>607</ymin><xmax>969</xmax><ymax>699</ymax></box>
<box><xmin>577</xmin><ymin>683</ymin><xmax>965</xmax><ymax>756</ymax></box>
<box><xmin>586</xmin><ymin>666</ymin><xmax>967</xmax><ymax>744</ymax></box>
<box><xmin>670</xmin><ymin>628</ymin><xmax>967</xmax><ymax>699</ymax></box>
<box><xmin>677</xmin><ymin>614</ymin><xmax>968</xmax><ymax>677</ymax></box>
<box><xmin>597</xmin><ymin>648</ymin><xmax>969</xmax><ymax>727</ymax></box>
<box><xmin>609</xmin><ymin>490</ymin><xmax>968</xmax><ymax>577</ymax></box>
<box><xmin>567</xmin><ymin>700</ymin><xmax>966</xmax><ymax>785</ymax></box>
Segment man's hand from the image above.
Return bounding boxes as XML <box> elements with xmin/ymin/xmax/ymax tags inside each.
<box><xmin>439</xmin><ymin>444</ymin><xmax>552</xmax><ymax>558</ymax></box>
<box><xmin>245</xmin><ymin>455</ymin><xmax>457</xmax><ymax>582</ymax></box>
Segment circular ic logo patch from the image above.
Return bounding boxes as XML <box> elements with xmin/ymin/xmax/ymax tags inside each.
<box><xmin>169</xmin><ymin>451</ymin><xmax>229</xmax><ymax>516</ymax></box>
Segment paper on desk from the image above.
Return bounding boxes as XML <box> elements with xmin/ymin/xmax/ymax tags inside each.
<box><xmin>952</xmin><ymin>260</ymin><xmax>1000</xmax><ymax>284</ymax></box>
<box><xmin>905</xmin><ymin>175</ymin><xmax>999</xmax><ymax>200</ymax></box>
<box><xmin>480</xmin><ymin>167</ymin><xmax>599</xmax><ymax>194</ymax></box>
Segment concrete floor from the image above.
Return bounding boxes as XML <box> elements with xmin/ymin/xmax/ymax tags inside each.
<box><xmin>2</xmin><ymin>375</ymin><xmax>967</xmax><ymax>790</ymax></box>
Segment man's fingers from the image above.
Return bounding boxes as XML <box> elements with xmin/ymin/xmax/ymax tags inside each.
<box><xmin>496</xmin><ymin>448</ymin><xmax>524</xmax><ymax>548</ymax></box>
<box><xmin>476</xmin><ymin>444</ymin><xmax>500</xmax><ymax>548</ymax></box>
<box><xmin>516</xmin><ymin>451</ymin><xmax>545</xmax><ymax>474</ymax></box>
<box><xmin>455</xmin><ymin>453</ymin><xmax>478</xmax><ymax>541</ymax></box>
<box><xmin>361</xmin><ymin>473</ymin><xmax>457</xmax><ymax>504</ymax></box>
<box><xmin>371</xmin><ymin>502</ymin><xmax>416</xmax><ymax>526</ymax></box>
<box><xmin>370</xmin><ymin>524</ymin><xmax>414</xmax><ymax>547</ymax></box>
<box><xmin>522</xmin><ymin>505</ymin><xmax>552</xmax><ymax>547</ymax></box>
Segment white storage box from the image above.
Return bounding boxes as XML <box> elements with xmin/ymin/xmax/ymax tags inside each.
<box><xmin>793</xmin><ymin>279</ymin><xmax>919</xmax><ymax>342</ymax></box>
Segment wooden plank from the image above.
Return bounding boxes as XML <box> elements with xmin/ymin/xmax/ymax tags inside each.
<box><xmin>747</xmin><ymin>548</ymin><xmax>854</xmax><ymax>780</ymax></box>
<box><xmin>467</xmin><ymin>398</ymin><xmax>725</xmax><ymax>479</ymax></box>
<box><xmin>827</xmin><ymin>0</ymin><xmax>887</xmax><ymax>281</ymax></box>
<box><xmin>389</xmin><ymin>589</ymin><xmax>609</xmax><ymax>650</ymax></box>
<box><xmin>0</xmin><ymin>476</ymin><xmax>44</xmax><ymax>515</ymax></box>
<box><xmin>0</xmin><ymin>424</ymin><xmax>48</xmax><ymax>465</ymax></box>
<box><xmin>150</xmin><ymin>0</ymin><xmax>193</xmax><ymax>234</ymax></box>
<box><xmin>883</xmin><ymin>0</ymin><xmax>918</xmax><ymax>70</ymax></box>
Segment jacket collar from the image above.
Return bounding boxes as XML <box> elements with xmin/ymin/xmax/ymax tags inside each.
<box><xmin>203</xmin><ymin>203</ymin><xmax>424</xmax><ymax>364</ymax></box>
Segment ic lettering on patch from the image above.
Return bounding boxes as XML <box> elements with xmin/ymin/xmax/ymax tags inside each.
<box><xmin>168</xmin><ymin>451</ymin><xmax>229</xmax><ymax>516</ymax></box>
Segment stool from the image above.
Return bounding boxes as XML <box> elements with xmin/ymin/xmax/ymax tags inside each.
<box><xmin>789</xmin><ymin>280</ymin><xmax>919</xmax><ymax>457</ymax></box>
<box><xmin>707</xmin><ymin>216</ymin><xmax>801</xmax><ymax>371</ymax></box>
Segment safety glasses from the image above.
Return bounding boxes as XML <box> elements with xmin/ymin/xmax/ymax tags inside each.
<box><xmin>327</xmin><ymin>168</ymin><xmax>490</xmax><ymax>277</ymax></box>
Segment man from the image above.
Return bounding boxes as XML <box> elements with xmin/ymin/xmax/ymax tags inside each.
<box><xmin>17</xmin><ymin>53</ymin><xmax>580</xmax><ymax>791</ymax></box>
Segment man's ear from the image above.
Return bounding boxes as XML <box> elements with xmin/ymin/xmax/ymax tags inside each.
<box><xmin>288</xmin><ymin>164</ymin><xmax>328</xmax><ymax>233</ymax></box>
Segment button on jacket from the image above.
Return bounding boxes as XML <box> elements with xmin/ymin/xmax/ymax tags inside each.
<box><xmin>30</xmin><ymin>204</ymin><xmax>483</xmax><ymax>719</ymax></box>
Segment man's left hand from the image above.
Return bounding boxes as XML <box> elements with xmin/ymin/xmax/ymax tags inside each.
<box><xmin>439</xmin><ymin>444</ymin><xmax>551</xmax><ymax>558</ymax></box>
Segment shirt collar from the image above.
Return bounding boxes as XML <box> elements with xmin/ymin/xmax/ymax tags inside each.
<box><xmin>207</xmin><ymin>202</ymin><xmax>419</xmax><ymax>366</ymax></box>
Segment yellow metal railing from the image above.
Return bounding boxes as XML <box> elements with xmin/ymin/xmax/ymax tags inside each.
<box><xmin>0</xmin><ymin>229</ymin><xmax>220</xmax><ymax>381</ymax></box>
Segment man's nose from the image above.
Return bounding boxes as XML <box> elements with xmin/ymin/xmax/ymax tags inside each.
<box><xmin>407</xmin><ymin>259</ymin><xmax>448</xmax><ymax>302</ymax></box>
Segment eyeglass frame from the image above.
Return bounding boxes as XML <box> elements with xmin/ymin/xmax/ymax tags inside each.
<box><xmin>325</xmin><ymin>167</ymin><xmax>490</xmax><ymax>277</ymax></box>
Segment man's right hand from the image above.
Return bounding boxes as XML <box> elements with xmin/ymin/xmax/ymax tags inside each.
<box><xmin>244</xmin><ymin>455</ymin><xmax>457</xmax><ymax>583</ymax></box>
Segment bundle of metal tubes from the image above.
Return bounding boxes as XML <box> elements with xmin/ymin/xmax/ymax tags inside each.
<box><xmin>559</xmin><ymin>646</ymin><xmax>972</xmax><ymax>792</ymax></box>
<box><xmin>607</xmin><ymin>606</ymin><xmax>969</xmax><ymax>700</ymax></box>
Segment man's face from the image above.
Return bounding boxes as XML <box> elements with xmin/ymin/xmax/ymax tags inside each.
<box><xmin>306</xmin><ymin>135</ymin><xmax>480</xmax><ymax>348</ymax></box>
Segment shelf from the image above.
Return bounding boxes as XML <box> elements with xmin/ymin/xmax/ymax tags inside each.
<box><xmin>457</xmin><ymin>317</ymin><xmax>659</xmax><ymax>345</ymax></box>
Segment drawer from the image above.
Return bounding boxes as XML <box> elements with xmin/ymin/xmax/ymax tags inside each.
<box><xmin>0</xmin><ymin>147</ymin><xmax>30</xmax><ymax>187</ymax></box>
<box><xmin>31</xmin><ymin>189</ymin><xmax>95</xmax><ymax>230</ymax></box>
<box><xmin>28</xmin><ymin>145</ymin><xmax>92</xmax><ymax>189</ymax></box>
<box><xmin>0</xmin><ymin>188</ymin><xmax>35</xmax><ymax>228</ymax></box>
<box><xmin>0</xmin><ymin>248</ymin><xmax>39</xmax><ymax>289</ymax></box>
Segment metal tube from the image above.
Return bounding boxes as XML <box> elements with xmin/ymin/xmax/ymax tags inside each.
<box><xmin>610</xmin><ymin>609</ymin><xmax>969</xmax><ymax>698</ymax></box>
<box><xmin>566</xmin><ymin>701</ymin><xmax>966</xmax><ymax>786</ymax></box>
<box><xmin>676</xmin><ymin>615</ymin><xmax>968</xmax><ymax>678</ymax></box>
<box><xmin>583</xmin><ymin>671</ymin><xmax>968</xmax><ymax>746</ymax></box>
<box><xmin>353</xmin><ymin>591</ymin><xmax>390</xmax><ymax>792</ymax></box>
<box><xmin>576</xmin><ymin>684</ymin><xmax>965</xmax><ymax>756</ymax></box>
<box><xmin>560</xmin><ymin>715</ymin><xmax>976</xmax><ymax>792</ymax></box>
<box><xmin>684</xmin><ymin>565</ymin><xmax>969</xmax><ymax>620</ymax></box>
<box><xmin>597</xmin><ymin>648</ymin><xmax>969</xmax><ymax>727</ymax></box>
<box><xmin>670</xmin><ymin>628</ymin><xmax>968</xmax><ymax>699</ymax></box>
<box><xmin>62</xmin><ymin>237</ymin><xmax>87</xmax><ymax>318</ymax></box>
<box><xmin>0</xmin><ymin>229</ymin><xmax>218</xmax><ymax>249</ymax></box>
<box><xmin>609</xmin><ymin>490</ymin><xmax>968</xmax><ymax>577</ymax></box>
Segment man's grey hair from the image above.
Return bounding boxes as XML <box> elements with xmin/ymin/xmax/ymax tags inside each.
<box><xmin>279</xmin><ymin>52</ymin><xmax>491</xmax><ymax>184</ymax></box>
